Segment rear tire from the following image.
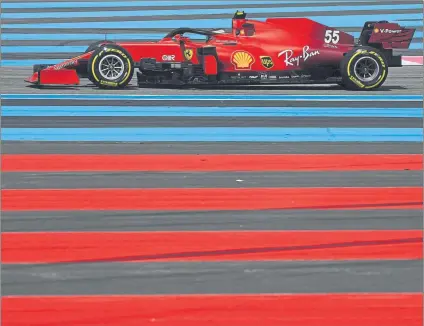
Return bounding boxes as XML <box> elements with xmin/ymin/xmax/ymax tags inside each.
<box><xmin>340</xmin><ymin>47</ymin><xmax>388</xmax><ymax>91</ymax></box>
<box><xmin>88</xmin><ymin>44</ymin><xmax>134</xmax><ymax>89</ymax></box>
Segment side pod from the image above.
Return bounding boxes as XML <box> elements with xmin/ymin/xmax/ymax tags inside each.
<box><xmin>198</xmin><ymin>47</ymin><xmax>219</xmax><ymax>75</ymax></box>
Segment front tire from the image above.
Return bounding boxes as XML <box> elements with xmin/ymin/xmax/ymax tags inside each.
<box><xmin>88</xmin><ymin>44</ymin><xmax>134</xmax><ymax>89</ymax></box>
<box><xmin>340</xmin><ymin>47</ymin><xmax>388</xmax><ymax>91</ymax></box>
<box><xmin>33</xmin><ymin>64</ymin><xmax>52</xmax><ymax>73</ymax></box>
<box><xmin>85</xmin><ymin>40</ymin><xmax>114</xmax><ymax>53</ymax></box>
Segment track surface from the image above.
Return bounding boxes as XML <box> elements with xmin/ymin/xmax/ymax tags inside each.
<box><xmin>1</xmin><ymin>66</ymin><xmax>423</xmax><ymax>94</ymax></box>
<box><xmin>1</xmin><ymin>0</ymin><xmax>424</xmax><ymax>325</ymax></box>
<box><xmin>2</xmin><ymin>93</ymin><xmax>423</xmax><ymax>325</ymax></box>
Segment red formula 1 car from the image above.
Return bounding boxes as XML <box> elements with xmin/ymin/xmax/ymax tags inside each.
<box><xmin>26</xmin><ymin>11</ymin><xmax>416</xmax><ymax>91</ymax></box>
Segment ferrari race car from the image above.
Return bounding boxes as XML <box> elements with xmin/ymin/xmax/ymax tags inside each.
<box><xmin>26</xmin><ymin>11</ymin><xmax>416</xmax><ymax>91</ymax></box>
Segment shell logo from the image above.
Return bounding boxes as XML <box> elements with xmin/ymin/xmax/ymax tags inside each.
<box><xmin>374</xmin><ymin>28</ymin><xmax>380</xmax><ymax>33</ymax></box>
<box><xmin>231</xmin><ymin>51</ymin><xmax>255</xmax><ymax>70</ymax></box>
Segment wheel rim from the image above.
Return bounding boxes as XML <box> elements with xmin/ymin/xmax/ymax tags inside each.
<box><xmin>353</xmin><ymin>56</ymin><xmax>380</xmax><ymax>82</ymax></box>
<box><xmin>99</xmin><ymin>54</ymin><xmax>125</xmax><ymax>80</ymax></box>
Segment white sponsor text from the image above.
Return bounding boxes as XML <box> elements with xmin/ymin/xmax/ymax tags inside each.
<box><xmin>380</xmin><ymin>29</ymin><xmax>402</xmax><ymax>34</ymax></box>
<box><xmin>278</xmin><ymin>46</ymin><xmax>320</xmax><ymax>67</ymax></box>
<box><xmin>162</xmin><ymin>55</ymin><xmax>176</xmax><ymax>61</ymax></box>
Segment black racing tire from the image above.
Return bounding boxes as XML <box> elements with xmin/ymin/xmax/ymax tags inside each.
<box><xmin>340</xmin><ymin>47</ymin><xmax>388</xmax><ymax>91</ymax></box>
<box><xmin>87</xmin><ymin>44</ymin><xmax>134</xmax><ymax>89</ymax></box>
<box><xmin>85</xmin><ymin>40</ymin><xmax>115</xmax><ymax>53</ymax></box>
<box><xmin>85</xmin><ymin>41</ymin><xmax>115</xmax><ymax>84</ymax></box>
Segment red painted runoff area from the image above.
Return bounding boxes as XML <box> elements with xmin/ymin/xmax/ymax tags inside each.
<box><xmin>2</xmin><ymin>294</ymin><xmax>423</xmax><ymax>326</ymax></box>
<box><xmin>2</xmin><ymin>187</ymin><xmax>422</xmax><ymax>211</ymax></box>
<box><xmin>2</xmin><ymin>154</ymin><xmax>422</xmax><ymax>172</ymax></box>
<box><xmin>2</xmin><ymin>230</ymin><xmax>422</xmax><ymax>263</ymax></box>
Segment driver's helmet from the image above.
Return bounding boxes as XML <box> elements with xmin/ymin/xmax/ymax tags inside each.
<box><xmin>232</xmin><ymin>11</ymin><xmax>255</xmax><ymax>36</ymax></box>
<box><xmin>233</xmin><ymin>10</ymin><xmax>246</xmax><ymax>19</ymax></box>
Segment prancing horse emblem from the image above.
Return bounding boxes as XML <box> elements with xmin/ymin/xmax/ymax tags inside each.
<box><xmin>184</xmin><ymin>49</ymin><xmax>194</xmax><ymax>60</ymax></box>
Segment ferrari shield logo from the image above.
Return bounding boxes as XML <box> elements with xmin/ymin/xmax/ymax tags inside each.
<box><xmin>231</xmin><ymin>51</ymin><xmax>255</xmax><ymax>70</ymax></box>
<box><xmin>260</xmin><ymin>56</ymin><xmax>274</xmax><ymax>69</ymax></box>
<box><xmin>184</xmin><ymin>49</ymin><xmax>194</xmax><ymax>60</ymax></box>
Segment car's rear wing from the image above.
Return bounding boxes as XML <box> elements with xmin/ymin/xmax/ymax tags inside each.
<box><xmin>358</xmin><ymin>21</ymin><xmax>416</xmax><ymax>67</ymax></box>
<box><xmin>359</xmin><ymin>21</ymin><xmax>416</xmax><ymax>49</ymax></box>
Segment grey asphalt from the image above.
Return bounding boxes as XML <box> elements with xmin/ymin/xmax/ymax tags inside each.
<box><xmin>3</xmin><ymin>116</ymin><xmax>421</xmax><ymax>128</ymax></box>
<box><xmin>1</xmin><ymin>66</ymin><xmax>423</xmax><ymax>95</ymax></box>
<box><xmin>2</xmin><ymin>261</ymin><xmax>422</xmax><ymax>296</ymax></box>
<box><xmin>3</xmin><ymin>98</ymin><xmax>421</xmax><ymax>107</ymax></box>
<box><xmin>2</xmin><ymin>171</ymin><xmax>421</xmax><ymax>189</ymax></box>
<box><xmin>3</xmin><ymin>141</ymin><xmax>422</xmax><ymax>154</ymax></box>
<box><xmin>3</xmin><ymin>0</ymin><xmax>412</xmax><ymax>2</ymax></box>
<box><xmin>4</xmin><ymin>0</ymin><xmax>419</xmax><ymax>13</ymax></box>
<box><xmin>2</xmin><ymin>210</ymin><xmax>422</xmax><ymax>232</ymax></box>
<box><xmin>5</xmin><ymin>9</ymin><xmax>418</xmax><ymax>25</ymax></box>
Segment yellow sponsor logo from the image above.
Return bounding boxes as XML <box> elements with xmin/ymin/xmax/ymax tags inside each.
<box><xmin>260</xmin><ymin>56</ymin><xmax>274</xmax><ymax>69</ymax></box>
<box><xmin>231</xmin><ymin>51</ymin><xmax>255</xmax><ymax>70</ymax></box>
<box><xmin>100</xmin><ymin>80</ymin><xmax>118</xmax><ymax>87</ymax></box>
<box><xmin>105</xmin><ymin>48</ymin><xmax>127</xmax><ymax>58</ymax></box>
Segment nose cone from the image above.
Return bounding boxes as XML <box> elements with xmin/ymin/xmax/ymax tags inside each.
<box><xmin>25</xmin><ymin>72</ymin><xmax>39</xmax><ymax>84</ymax></box>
